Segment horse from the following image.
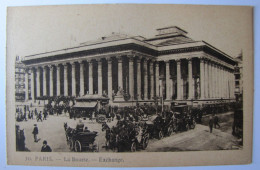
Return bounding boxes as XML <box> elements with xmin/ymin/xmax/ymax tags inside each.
<box><xmin>64</xmin><ymin>122</ymin><xmax>75</xmax><ymax>142</ymax></box>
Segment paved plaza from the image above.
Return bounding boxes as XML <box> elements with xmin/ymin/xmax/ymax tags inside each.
<box><xmin>16</xmin><ymin>111</ymin><xmax>241</xmax><ymax>152</ymax></box>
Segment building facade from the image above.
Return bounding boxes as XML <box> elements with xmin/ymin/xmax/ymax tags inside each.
<box><xmin>22</xmin><ymin>26</ymin><xmax>236</xmax><ymax>106</ymax></box>
<box><xmin>15</xmin><ymin>57</ymin><xmax>31</xmax><ymax>101</ymax></box>
<box><xmin>234</xmin><ymin>53</ymin><xmax>243</xmax><ymax>101</ymax></box>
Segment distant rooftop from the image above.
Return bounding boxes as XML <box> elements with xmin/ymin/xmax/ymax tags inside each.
<box><xmin>156</xmin><ymin>26</ymin><xmax>188</xmax><ymax>37</ymax></box>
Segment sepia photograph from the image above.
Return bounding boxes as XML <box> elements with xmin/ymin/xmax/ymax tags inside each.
<box><xmin>6</xmin><ymin>4</ymin><xmax>253</xmax><ymax>167</ymax></box>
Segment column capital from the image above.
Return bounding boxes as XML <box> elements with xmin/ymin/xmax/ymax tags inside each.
<box><xmin>49</xmin><ymin>65</ymin><xmax>55</xmax><ymax>70</ymax></box>
<box><xmin>149</xmin><ymin>58</ymin><xmax>156</xmax><ymax>63</ymax></box>
<box><xmin>24</xmin><ymin>67</ymin><xmax>29</xmax><ymax>73</ymax></box>
<box><xmin>164</xmin><ymin>60</ymin><xmax>170</xmax><ymax>64</ymax></box>
<box><xmin>70</xmin><ymin>61</ymin><xmax>76</xmax><ymax>65</ymax></box>
<box><xmin>106</xmin><ymin>58</ymin><xmax>113</xmax><ymax>64</ymax></box>
<box><xmin>42</xmin><ymin>65</ymin><xmax>47</xmax><ymax>70</ymax></box>
<box><xmin>176</xmin><ymin>59</ymin><xmax>181</xmax><ymax>64</ymax></box>
<box><xmin>128</xmin><ymin>56</ymin><xmax>135</xmax><ymax>62</ymax></box>
<box><xmin>28</xmin><ymin>67</ymin><xmax>35</xmax><ymax>72</ymax></box>
<box><xmin>116</xmin><ymin>56</ymin><xmax>123</xmax><ymax>62</ymax></box>
<box><xmin>96</xmin><ymin>58</ymin><xmax>103</xmax><ymax>63</ymax></box>
<box><xmin>79</xmin><ymin>60</ymin><xmax>85</xmax><ymax>64</ymax></box>
<box><xmin>136</xmin><ymin>56</ymin><xmax>142</xmax><ymax>63</ymax></box>
<box><xmin>54</xmin><ymin>63</ymin><xmax>60</xmax><ymax>67</ymax></box>
<box><xmin>188</xmin><ymin>58</ymin><xmax>193</xmax><ymax>64</ymax></box>
<box><xmin>47</xmin><ymin>64</ymin><xmax>53</xmax><ymax>68</ymax></box>
<box><xmin>62</xmin><ymin>63</ymin><xmax>68</xmax><ymax>66</ymax></box>
<box><xmin>199</xmin><ymin>57</ymin><xmax>206</xmax><ymax>63</ymax></box>
<box><xmin>143</xmin><ymin>58</ymin><xmax>148</xmax><ymax>63</ymax></box>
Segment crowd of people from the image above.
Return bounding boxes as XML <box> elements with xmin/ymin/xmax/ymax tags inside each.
<box><xmin>16</xmin><ymin>106</ymin><xmax>49</xmax><ymax>122</ymax></box>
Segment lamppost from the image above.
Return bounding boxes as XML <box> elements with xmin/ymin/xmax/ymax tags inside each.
<box><xmin>136</xmin><ymin>94</ymin><xmax>139</xmax><ymax>106</ymax></box>
<box><xmin>153</xmin><ymin>96</ymin><xmax>160</xmax><ymax>114</ymax></box>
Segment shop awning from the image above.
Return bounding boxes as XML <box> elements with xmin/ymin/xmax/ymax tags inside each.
<box><xmin>73</xmin><ymin>102</ymin><xmax>97</xmax><ymax>108</ymax></box>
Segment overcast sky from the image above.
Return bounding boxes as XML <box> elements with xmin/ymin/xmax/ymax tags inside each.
<box><xmin>7</xmin><ymin>4</ymin><xmax>253</xmax><ymax>59</ymax></box>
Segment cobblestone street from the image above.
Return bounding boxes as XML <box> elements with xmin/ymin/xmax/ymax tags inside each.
<box><xmin>16</xmin><ymin>111</ymin><xmax>241</xmax><ymax>152</ymax></box>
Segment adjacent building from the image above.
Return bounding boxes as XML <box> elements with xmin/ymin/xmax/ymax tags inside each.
<box><xmin>21</xmin><ymin>26</ymin><xmax>236</xmax><ymax>106</ymax></box>
<box><xmin>234</xmin><ymin>52</ymin><xmax>243</xmax><ymax>101</ymax></box>
<box><xmin>15</xmin><ymin>57</ymin><xmax>31</xmax><ymax>102</ymax></box>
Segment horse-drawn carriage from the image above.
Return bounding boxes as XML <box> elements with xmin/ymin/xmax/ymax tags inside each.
<box><xmin>102</xmin><ymin>120</ymin><xmax>149</xmax><ymax>152</ymax></box>
<box><xmin>173</xmin><ymin>105</ymin><xmax>196</xmax><ymax>131</ymax></box>
<box><xmin>64</xmin><ymin>123</ymin><xmax>99</xmax><ymax>152</ymax></box>
<box><xmin>145</xmin><ymin>113</ymin><xmax>176</xmax><ymax>139</ymax></box>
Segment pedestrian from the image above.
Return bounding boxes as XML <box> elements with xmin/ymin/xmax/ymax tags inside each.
<box><xmin>43</xmin><ymin>109</ymin><xmax>48</xmax><ymax>120</ymax></box>
<box><xmin>31</xmin><ymin>110</ymin><xmax>34</xmax><ymax>120</ymax></box>
<box><xmin>32</xmin><ymin>124</ymin><xmax>38</xmax><ymax>142</ymax></box>
<box><xmin>35</xmin><ymin>108</ymin><xmax>38</xmax><ymax>118</ymax></box>
<box><xmin>37</xmin><ymin>111</ymin><xmax>43</xmax><ymax>122</ymax></box>
<box><xmin>41</xmin><ymin>140</ymin><xmax>52</xmax><ymax>152</ymax></box>
<box><xmin>213</xmin><ymin>114</ymin><xmax>221</xmax><ymax>128</ymax></box>
<box><xmin>209</xmin><ymin>115</ymin><xmax>214</xmax><ymax>133</ymax></box>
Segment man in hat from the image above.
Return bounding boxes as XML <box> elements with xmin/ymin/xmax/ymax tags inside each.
<box><xmin>209</xmin><ymin>115</ymin><xmax>214</xmax><ymax>133</ymax></box>
<box><xmin>41</xmin><ymin>140</ymin><xmax>52</xmax><ymax>152</ymax></box>
<box><xmin>76</xmin><ymin>119</ymin><xmax>84</xmax><ymax>132</ymax></box>
<box><xmin>32</xmin><ymin>124</ymin><xmax>38</xmax><ymax>142</ymax></box>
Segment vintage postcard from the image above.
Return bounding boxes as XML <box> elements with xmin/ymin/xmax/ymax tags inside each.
<box><xmin>6</xmin><ymin>4</ymin><xmax>253</xmax><ymax>167</ymax></box>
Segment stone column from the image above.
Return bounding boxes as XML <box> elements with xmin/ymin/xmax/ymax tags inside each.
<box><xmin>107</xmin><ymin>59</ymin><xmax>113</xmax><ymax>100</ymax></box>
<box><xmin>155</xmin><ymin>62</ymin><xmax>160</xmax><ymax>97</ymax></box>
<box><xmin>215</xmin><ymin>65</ymin><xmax>218</xmax><ymax>98</ymax></box>
<box><xmin>165</xmin><ymin>60</ymin><xmax>171</xmax><ymax>100</ymax></box>
<box><xmin>212</xmin><ymin>63</ymin><xmax>216</xmax><ymax>99</ymax></box>
<box><xmin>223</xmin><ymin>68</ymin><xmax>227</xmax><ymax>98</ymax></box>
<box><xmin>71</xmin><ymin>62</ymin><xmax>76</xmax><ymax>96</ymax></box>
<box><xmin>217</xmin><ymin>65</ymin><xmax>221</xmax><ymax>98</ymax></box>
<box><xmin>24</xmin><ymin>68</ymin><xmax>29</xmax><ymax>101</ymax></box>
<box><xmin>188</xmin><ymin>59</ymin><xmax>194</xmax><ymax>99</ymax></box>
<box><xmin>150</xmin><ymin>60</ymin><xmax>154</xmax><ymax>99</ymax></box>
<box><xmin>214</xmin><ymin>64</ymin><xmax>218</xmax><ymax>98</ymax></box>
<box><xmin>222</xmin><ymin>67</ymin><xmax>225</xmax><ymax>98</ymax></box>
<box><xmin>97</xmin><ymin>59</ymin><xmax>102</xmax><ymax>95</ymax></box>
<box><xmin>63</xmin><ymin>63</ymin><xmax>68</xmax><ymax>96</ymax></box>
<box><xmin>176</xmin><ymin>60</ymin><xmax>182</xmax><ymax>100</ymax></box>
<box><xmin>56</xmin><ymin>64</ymin><xmax>60</xmax><ymax>96</ymax></box>
<box><xmin>43</xmin><ymin>66</ymin><xmax>47</xmax><ymax>96</ymax></box>
<box><xmin>208</xmin><ymin>62</ymin><xmax>212</xmax><ymax>98</ymax></box>
<box><xmin>204</xmin><ymin>60</ymin><xmax>208</xmax><ymax>99</ymax></box>
<box><xmin>137</xmin><ymin>58</ymin><xmax>142</xmax><ymax>100</ymax></box>
<box><xmin>49</xmin><ymin>65</ymin><xmax>54</xmax><ymax>96</ymax></box>
<box><xmin>219</xmin><ymin>66</ymin><xmax>223</xmax><ymax>98</ymax></box>
<box><xmin>117</xmin><ymin>57</ymin><xmax>123</xmax><ymax>92</ymax></box>
<box><xmin>36</xmin><ymin>67</ymin><xmax>41</xmax><ymax>97</ymax></box>
<box><xmin>200</xmin><ymin>58</ymin><xmax>205</xmax><ymax>99</ymax></box>
<box><xmin>88</xmin><ymin>61</ymin><xmax>93</xmax><ymax>95</ymax></box>
<box><xmin>143</xmin><ymin>59</ymin><xmax>148</xmax><ymax>100</ymax></box>
<box><xmin>226</xmin><ymin>69</ymin><xmax>229</xmax><ymax>98</ymax></box>
<box><xmin>129</xmin><ymin>57</ymin><xmax>134</xmax><ymax>99</ymax></box>
<box><xmin>79</xmin><ymin>61</ymin><xmax>85</xmax><ymax>96</ymax></box>
<box><xmin>30</xmin><ymin>68</ymin><xmax>35</xmax><ymax>100</ymax></box>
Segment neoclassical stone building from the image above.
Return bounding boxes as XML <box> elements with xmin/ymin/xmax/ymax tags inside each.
<box><xmin>22</xmin><ymin>26</ymin><xmax>236</xmax><ymax>106</ymax></box>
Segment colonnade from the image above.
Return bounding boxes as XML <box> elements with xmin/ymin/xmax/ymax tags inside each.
<box><xmin>24</xmin><ymin>55</ymin><xmax>235</xmax><ymax>103</ymax></box>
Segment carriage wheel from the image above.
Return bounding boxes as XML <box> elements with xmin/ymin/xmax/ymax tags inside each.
<box><xmin>167</xmin><ymin>126</ymin><xmax>173</xmax><ymax>136</ymax></box>
<box><xmin>191</xmin><ymin>120</ymin><xmax>196</xmax><ymax>129</ymax></box>
<box><xmin>158</xmin><ymin>130</ymin><xmax>164</xmax><ymax>139</ymax></box>
<box><xmin>93</xmin><ymin>142</ymin><xmax>99</xmax><ymax>152</ymax></box>
<box><xmin>142</xmin><ymin>135</ymin><xmax>149</xmax><ymax>149</ymax></box>
<box><xmin>69</xmin><ymin>139</ymin><xmax>74</xmax><ymax>151</ymax></box>
<box><xmin>186</xmin><ymin>124</ymin><xmax>190</xmax><ymax>131</ymax></box>
<box><xmin>131</xmin><ymin>142</ymin><xmax>136</xmax><ymax>152</ymax></box>
<box><xmin>74</xmin><ymin>140</ymin><xmax>82</xmax><ymax>152</ymax></box>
